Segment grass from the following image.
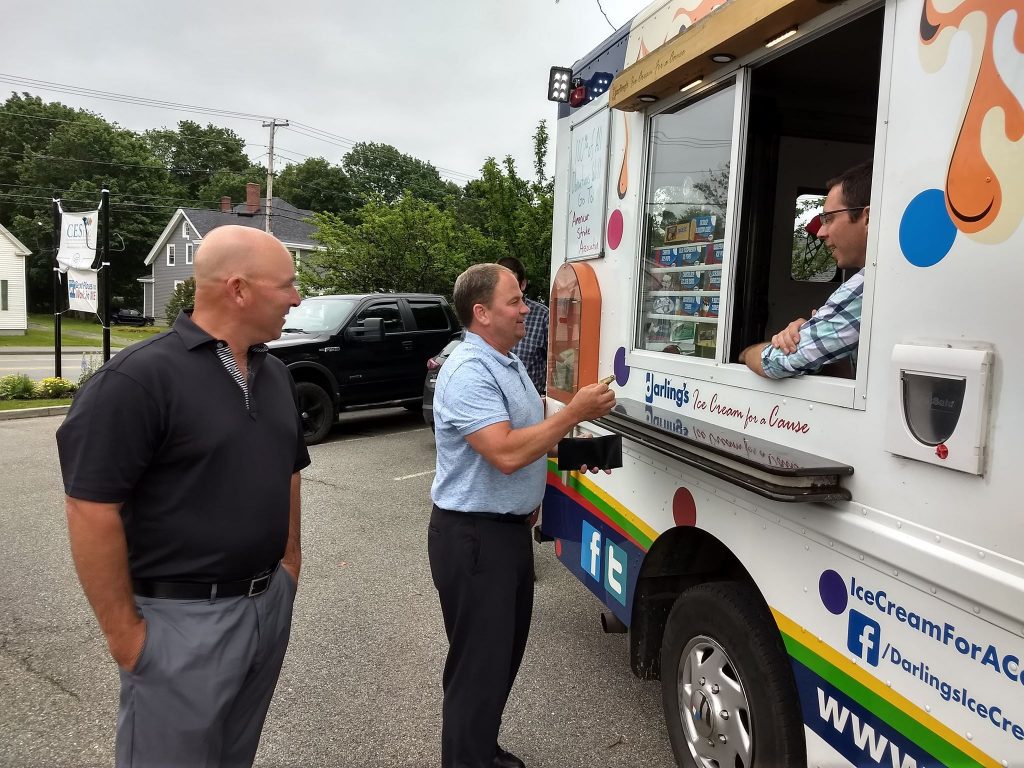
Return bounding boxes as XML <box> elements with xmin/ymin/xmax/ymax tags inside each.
<box><xmin>0</xmin><ymin>398</ymin><xmax>72</xmax><ymax>411</ymax></box>
<box><xmin>0</xmin><ymin>313</ymin><xmax>164</xmax><ymax>348</ymax></box>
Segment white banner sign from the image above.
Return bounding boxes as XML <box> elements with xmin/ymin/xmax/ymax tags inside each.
<box><xmin>566</xmin><ymin>108</ymin><xmax>610</xmax><ymax>261</ymax></box>
<box><xmin>65</xmin><ymin>267</ymin><xmax>100</xmax><ymax>313</ymax></box>
<box><xmin>56</xmin><ymin>209</ymin><xmax>98</xmax><ymax>273</ymax></box>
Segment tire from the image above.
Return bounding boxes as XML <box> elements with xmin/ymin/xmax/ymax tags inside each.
<box><xmin>660</xmin><ymin>581</ymin><xmax>805</xmax><ymax>768</ymax></box>
<box><xmin>296</xmin><ymin>382</ymin><xmax>334</xmax><ymax>445</ymax></box>
<box><xmin>403</xmin><ymin>402</ymin><xmax>421</xmax><ymax>413</ymax></box>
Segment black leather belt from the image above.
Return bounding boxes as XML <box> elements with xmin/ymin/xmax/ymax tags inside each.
<box><xmin>433</xmin><ymin>505</ymin><xmax>532</xmax><ymax>525</ymax></box>
<box><xmin>132</xmin><ymin>567</ymin><xmax>276</xmax><ymax>600</ymax></box>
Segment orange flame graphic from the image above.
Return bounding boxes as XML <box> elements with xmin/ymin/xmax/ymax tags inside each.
<box><xmin>920</xmin><ymin>0</ymin><xmax>1024</xmax><ymax>237</ymax></box>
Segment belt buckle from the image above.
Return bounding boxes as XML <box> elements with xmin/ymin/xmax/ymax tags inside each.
<box><xmin>247</xmin><ymin>571</ymin><xmax>272</xmax><ymax>597</ymax></box>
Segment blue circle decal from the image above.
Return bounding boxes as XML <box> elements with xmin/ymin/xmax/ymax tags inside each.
<box><xmin>613</xmin><ymin>346</ymin><xmax>630</xmax><ymax>386</ymax></box>
<box><xmin>899</xmin><ymin>189</ymin><xmax>957</xmax><ymax>267</ymax></box>
<box><xmin>818</xmin><ymin>569</ymin><xmax>848</xmax><ymax>615</ymax></box>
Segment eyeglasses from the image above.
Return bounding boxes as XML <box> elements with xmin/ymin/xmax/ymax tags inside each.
<box><xmin>819</xmin><ymin>206</ymin><xmax>866</xmax><ymax>227</ymax></box>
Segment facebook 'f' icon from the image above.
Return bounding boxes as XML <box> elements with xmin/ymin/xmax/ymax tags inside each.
<box><xmin>847</xmin><ymin>609</ymin><xmax>881</xmax><ymax>666</ymax></box>
<box><xmin>580</xmin><ymin>521</ymin><xmax>602</xmax><ymax>582</ymax></box>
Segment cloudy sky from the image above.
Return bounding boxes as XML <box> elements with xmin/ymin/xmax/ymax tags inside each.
<box><xmin>3</xmin><ymin>0</ymin><xmax>653</xmax><ymax>185</ymax></box>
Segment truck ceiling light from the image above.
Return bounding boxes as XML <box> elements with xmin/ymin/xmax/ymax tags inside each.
<box><xmin>679</xmin><ymin>78</ymin><xmax>704</xmax><ymax>93</ymax></box>
<box><xmin>548</xmin><ymin>66</ymin><xmax>573</xmax><ymax>103</ymax></box>
<box><xmin>710</xmin><ymin>53</ymin><xmax>735</xmax><ymax>63</ymax></box>
<box><xmin>765</xmin><ymin>26</ymin><xmax>798</xmax><ymax>48</ymax></box>
<box><xmin>638</xmin><ymin>94</ymin><xmax>658</xmax><ymax>103</ymax></box>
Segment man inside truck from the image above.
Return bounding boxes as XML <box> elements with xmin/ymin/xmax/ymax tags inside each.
<box><xmin>738</xmin><ymin>160</ymin><xmax>872</xmax><ymax>379</ymax></box>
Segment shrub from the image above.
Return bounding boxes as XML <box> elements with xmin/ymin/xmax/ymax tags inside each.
<box><xmin>33</xmin><ymin>377</ymin><xmax>77</xmax><ymax>399</ymax></box>
<box><xmin>78</xmin><ymin>352</ymin><xmax>102</xmax><ymax>388</ymax></box>
<box><xmin>165</xmin><ymin>278</ymin><xmax>195</xmax><ymax>325</ymax></box>
<box><xmin>0</xmin><ymin>374</ymin><xmax>35</xmax><ymax>400</ymax></box>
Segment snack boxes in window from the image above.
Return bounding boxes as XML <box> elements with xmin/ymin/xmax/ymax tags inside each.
<box><xmin>692</xmin><ymin>215</ymin><xmax>717</xmax><ymax>243</ymax></box>
<box><xmin>677</xmin><ymin>296</ymin><xmax>703</xmax><ymax>316</ymax></box>
<box><xmin>651</xmin><ymin>295</ymin><xmax>675</xmax><ymax>315</ymax></box>
<box><xmin>699</xmin><ymin>296</ymin><xmax>720</xmax><ymax>318</ymax></box>
<box><xmin>706</xmin><ymin>240</ymin><xmax>724</xmax><ymax>264</ymax></box>
<box><xmin>654</xmin><ymin>247</ymin><xmax>680</xmax><ymax>267</ymax></box>
<box><xmin>678</xmin><ymin>270</ymin><xmax>702</xmax><ymax>291</ymax></box>
<box><xmin>677</xmin><ymin>243</ymin><xmax>706</xmax><ymax>266</ymax></box>
<box><xmin>701</xmin><ymin>269</ymin><xmax>722</xmax><ymax>292</ymax></box>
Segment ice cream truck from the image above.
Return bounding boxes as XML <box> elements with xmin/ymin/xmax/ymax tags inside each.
<box><xmin>538</xmin><ymin>0</ymin><xmax>1024</xmax><ymax>766</ymax></box>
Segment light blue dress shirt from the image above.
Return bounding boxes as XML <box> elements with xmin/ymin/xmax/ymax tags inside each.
<box><xmin>430</xmin><ymin>331</ymin><xmax>546</xmax><ymax>515</ymax></box>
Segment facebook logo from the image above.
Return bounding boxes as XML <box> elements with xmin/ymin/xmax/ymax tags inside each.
<box><xmin>847</xmin><ymin>609</ymin><xmax>881</xmax><ymax>666</ymax></box>
<box><xmin>581</xmin><ymin>521</ymin><xmax>602</xmax><ymax>582</ymax></box>
<box><xmin>603</xmin><ymin>541</ymin><xmax>627</xmax><ymax>606</ymax></box>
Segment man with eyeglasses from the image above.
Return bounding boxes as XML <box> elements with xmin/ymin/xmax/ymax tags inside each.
<box><xmin>739</xmin><ymin>160</ymin><xmax>872</xmax><ymax>378</ymax></box>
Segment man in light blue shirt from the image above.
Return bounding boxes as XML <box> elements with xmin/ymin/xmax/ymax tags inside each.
<box><xmin>428</xmin><ymin>263</ymin><xmax>615</xmax><ymax>768</ymax></box>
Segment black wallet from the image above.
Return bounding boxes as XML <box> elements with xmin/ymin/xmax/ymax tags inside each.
<box><xmin>557</xmin><ymin>435</ymin><xmax>623</xmax><ymax>471</ymax></box>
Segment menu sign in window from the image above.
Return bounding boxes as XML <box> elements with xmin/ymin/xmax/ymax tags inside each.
<box><xmin>567</xmin><ymin>108</ymin><xmax>610</xmax><ymax>261</ymax></box>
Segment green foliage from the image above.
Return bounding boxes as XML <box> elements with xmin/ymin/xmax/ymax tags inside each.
<box><xmin>275</xmin><ymin>157</ymin><xmax>357</xmax><ymax>216</ymax></box>
<box><xmin>0</xmin><ymin>94</ymin><xmax>555</xmax><ymax>320</ymax></box>
<box><xmin>457</xmin><ymin>123</ymin><xmax>554</xmax><ymax>299</ymax></box>
<box><xmin>144</xmin><ymin>121</ymin><xmax>254</xmax><ymax>200</ymax></box>
<box><xmin>301</xmin><ymin>197</ymin><xmax>501</xmax><ymax>297</ymax></box>
<box><xmin>77</xmin><ymin>351</ymin><xmax>102</xmax><ymax>387</ymax></box>
<box><xmin>342</xmin><ymin>142</ymin><xmax>459</xmax><ymax>207</ymax></box>
<box><xmin>165</xmin><ymin>278</ymin><xmax>195</xmax><ymax>325</ymax></box>
<box><xmin>0</xmin><ymin>374</ymin><xmax>35</xmax><ymax>400</ymax></box>
<box><xmin>791</xmin><ymin>194</ymin><xmax>835</xmax><ymax>281</ymax></box>
<box><xmin>32</xmin><ymin>376</ymin><xmax>77</xmax><ymax>398</ymax></box>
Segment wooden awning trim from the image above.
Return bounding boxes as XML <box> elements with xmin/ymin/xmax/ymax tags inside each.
<box><xmin>609</xmin><ymin>0</ymin><xmax>833</xmax><ymax>111</ymax></box>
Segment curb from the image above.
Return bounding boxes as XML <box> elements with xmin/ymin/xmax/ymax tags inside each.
<box><xmin>0</xmin><ymin>405</ymin><xmax>71</xmax><ymax>421</ymax></box>
<box><xmin>0</xmin><ymin>348</ymin><xmax>119</xmax><ymax>355</ymax></box>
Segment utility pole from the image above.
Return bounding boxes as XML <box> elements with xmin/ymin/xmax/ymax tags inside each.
<box><xmin>263</xmin><ymin>119</ymin><xmax>289</xmax><ymax>233</ymax></box>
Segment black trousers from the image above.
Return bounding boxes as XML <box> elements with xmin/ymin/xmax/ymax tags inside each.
<box><xmin>428</xmin><ymin>505</ymin><xmax>535</xmax><ymax>768</ymax></box>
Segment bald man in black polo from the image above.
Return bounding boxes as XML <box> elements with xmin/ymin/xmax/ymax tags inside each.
<box><xmin>57</xmin><ymin>226</ymin><xmax>309</xmax><ymax>767</ymax></box>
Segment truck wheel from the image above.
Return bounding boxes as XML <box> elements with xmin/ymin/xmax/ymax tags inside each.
<box><xmin>660</xmin><ymin>581</ymin><xmax>804</xmax><ymax>768</ymax></box>
<box><xmin>296</xmin><ymin>382</ymin><xmax>334</xmax><ymax>445</ymax></box>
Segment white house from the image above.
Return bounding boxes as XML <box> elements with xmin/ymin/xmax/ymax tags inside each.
<box><xmin>0</xmin><ymin>223</ymin><xmax>31</xmax><ymax>335</ymax></box>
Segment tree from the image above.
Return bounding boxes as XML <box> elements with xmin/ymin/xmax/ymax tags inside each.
<box><xmin>10</xmin><ymin>112</ymin><xmax>179</xmax><ymax>311</ymax></box>
<box><xmin>165</xmin><ymin>278</ymin><xmax>195</xmax><ymax>325</ymax></box>
<box><xmin>791</xmin><ymin>194</ymin><xmax>835</xmax><ymax>281</ymax></box>
<box><xmin>274</xmin><ymin>157</ymin><xmax>357</xmax><ymax>216</ymax></box>
<box><xmin>457</xmin><ymin>122</ymin><xmax>554</xmax><ymax>299</ymax></box>
<box><xmin>342</xmin><ymin>142</ymin><xmax>459</xmax><ymax>207</ymax></box>
<box><xmin>144</xmin><ymin>121</ymin><xmax>255</xmax><ymax>200</ymax></box>
<box><xmin>196</xmin><ymin>167</ymin><xmax>267</xmax><ymax>207</ymax></box>
<box><xmin>300</xmin><ymin>196</ymin><xmax>501</xmax><ymax>297</ymax></box>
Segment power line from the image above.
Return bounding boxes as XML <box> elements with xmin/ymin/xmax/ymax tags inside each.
<box><xmin>1</xmin><ymin>75</ymin><xmax>480</xmax><ymax>181</ymax></box>
<box><xmin>0</xmin><ymin>74</ymin><xmax>271</xmax><ymax>123</ymax></box>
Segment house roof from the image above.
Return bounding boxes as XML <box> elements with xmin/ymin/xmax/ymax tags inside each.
<box><xmin>144</xmin><ymin>198</ymin><xmax>318</xmax><ymax>266</ymax></box>
<box><xmin>0</xmin><ymin>222</ymin><xmax>31</xmax><ymax>256</ymax></box>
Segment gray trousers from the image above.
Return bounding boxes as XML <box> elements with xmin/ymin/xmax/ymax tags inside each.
<box><xmin>116</xmin><ymin>565</ymin><xmax>297</xmax><ymax>768</ymax></box>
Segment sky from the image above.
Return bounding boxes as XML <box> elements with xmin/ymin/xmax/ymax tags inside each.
<box><xmin>3</xmin><ymin>0</ymin><xmax>655</xmax><ymax>187</ymax></box>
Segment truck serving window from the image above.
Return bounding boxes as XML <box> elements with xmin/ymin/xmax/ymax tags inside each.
<box><xmin>637</xmin><ymin>84</ymin><xmax>734</xmax><ymax>361</ymax></box>
<box><xmin>730</xmin><ymin>9</ymin><xmax>883</xmax><ymax>380</ymax></box>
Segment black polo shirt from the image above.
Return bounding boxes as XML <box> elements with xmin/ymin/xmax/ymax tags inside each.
<box><xmin>56</xmin><ymin>312</ymin><xmax>311</xmax><ymax>582</ymax></box>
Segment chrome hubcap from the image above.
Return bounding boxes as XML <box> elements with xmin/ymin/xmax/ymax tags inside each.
<box><xmin>677</xmin><ymin>635</ymin><xmax>753</xmax><ymax>768</ymax></box>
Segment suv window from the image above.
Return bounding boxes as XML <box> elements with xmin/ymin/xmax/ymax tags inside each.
<box><xmin>409</xmin><ymin>300</ymin><xmax>450</xmax><ymax>331</ymax></box>
<box><xmin>356</xmin><ymin>301</ymin><xmax>405</xmax><ymax>333</ymax></box>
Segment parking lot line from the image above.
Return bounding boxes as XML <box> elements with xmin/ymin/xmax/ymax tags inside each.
<box><xmin>394</xmin><ymin>469</ymin><xmax>435</xmax><ymax>481</ymax></box>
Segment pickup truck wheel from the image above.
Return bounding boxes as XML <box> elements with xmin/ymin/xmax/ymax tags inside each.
<box><xmin>296</xmin><ymin>382</ymin><xmax>334</xmax><ymax>445</ymax></box>
<box><xmin>660</xmin><ymin>581</ymin><xmax>804</xmax><ymax>768</ymax></box>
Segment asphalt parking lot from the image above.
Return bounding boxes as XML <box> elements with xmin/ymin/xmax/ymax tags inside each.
<box><xmin>0</xmin><ymin>408</ymin><xmax>675</xmax><ymax>768</ymax></box>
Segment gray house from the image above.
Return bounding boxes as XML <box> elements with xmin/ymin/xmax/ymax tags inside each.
<box><xmin>141</xmin><ymin>183</ymin><xmax>318</xmax><ymax>322</ymax></box>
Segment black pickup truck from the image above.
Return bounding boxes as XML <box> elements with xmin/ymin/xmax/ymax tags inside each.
<box><xmin>267</xmin><ymin>293</ymin><xmax>461</xmax><ymax>444</ymax></box>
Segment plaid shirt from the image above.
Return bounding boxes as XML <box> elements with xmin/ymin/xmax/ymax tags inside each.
<box><xmin>511</xmin><ymin>297</ymin><xmax>549</xmax><ymax>393</ymax></box>
<box><xmin>760</xmin><ymin>269</ymin><xmax>863</xmax><ymax>378</ymax></box>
